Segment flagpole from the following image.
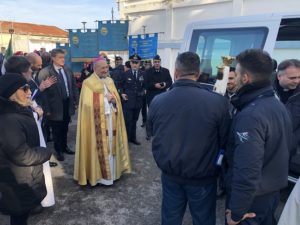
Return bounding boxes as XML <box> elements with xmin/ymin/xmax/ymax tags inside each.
<box><xmin>8</xmin><ymin>28</ymin><xmax>14</xmax><ymax>53</ymax></box>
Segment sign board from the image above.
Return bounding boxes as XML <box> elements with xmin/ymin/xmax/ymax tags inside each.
<box><xmin>128</xmin><ymin>33</ymin><xmax>158</xmax><ymax>59</ymax></box>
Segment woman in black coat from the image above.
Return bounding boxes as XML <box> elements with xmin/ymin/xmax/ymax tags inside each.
<box><xmin>0</xmin><ymin>74</ymin><xmax>52</xmax><ymax>225</ymax></box>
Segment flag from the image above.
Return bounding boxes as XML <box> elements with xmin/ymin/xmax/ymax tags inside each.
<box><xmin>1</xmin><ymin>37</ymin><xmax>13</xmax><ymax>75</ymax></box>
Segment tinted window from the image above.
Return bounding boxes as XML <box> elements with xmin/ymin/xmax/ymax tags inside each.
<box><xmin>189</xmin><ymin>28</ymin><xmax>268</xmax><ymax>77</ymax></box>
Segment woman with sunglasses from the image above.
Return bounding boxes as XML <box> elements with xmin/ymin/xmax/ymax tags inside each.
<box><xmin>0</xmin><ymin>74</ymin><xmax>52</xmax><ymax>225</ymax></box>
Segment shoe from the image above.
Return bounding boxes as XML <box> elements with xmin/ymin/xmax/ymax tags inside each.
<box><xmin>49</xmin><ymin>161</ymin><xmax>58</xmax><ymax>167</ymax></box>
<box><xmin>64</xmin><ymin>147</ymin><xmax>75</xmax><ymax>155</ymax></box>
<box><xmin>56</xmin><ymin>152</ymin><xmax>65</xmax><ymax>161</ymax></box>
<box><xmin>30</xmin><ymin>204</ymin><xmax>44</xmax><ymax>215</ymax></box>
<box><xmin>129</xmin><ymin>139</ymin><xmax>141</xmax><ymax>145</ymax></box>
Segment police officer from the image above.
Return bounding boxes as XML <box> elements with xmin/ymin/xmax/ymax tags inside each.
<box><xmin>120</xmin><ymin>54</ymin><xmax>144</xmax><ymax>145</ymax></box>
<box><xmin>111</xmin><ymin>56</ymin><xmax>125</xmax><ymax>94</ymax></box>
<box><xmin>144</xmin><ymin>55</ymin><xmax>172</xmax><ymax>106</ymax></box>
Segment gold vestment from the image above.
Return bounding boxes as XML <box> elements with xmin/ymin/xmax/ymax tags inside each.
<box><xmin>74</xmin><ymin>73</ymin><xmax>131</xmax><ymax>186</ymax></box>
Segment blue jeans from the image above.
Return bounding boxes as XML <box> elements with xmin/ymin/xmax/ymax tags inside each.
<box><xmin>161</xmin><ymin>175</ymin><xmax>217</xmax><ymax>225</ymax></box>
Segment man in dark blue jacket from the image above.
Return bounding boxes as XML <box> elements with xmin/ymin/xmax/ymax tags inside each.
<box><xmin>225</xmin><ymin>49</ymin><xmax>293</xmax><ymax>225</ymax></box>
<box><xmin>148</xmin><ymin>52</ymin><xmax>230</xmax><ymax>225</ymax></box>
<box><xmin>120</xmin><ymin>54</ymin><xmax>145</xmax><ymax>145</ymax></box>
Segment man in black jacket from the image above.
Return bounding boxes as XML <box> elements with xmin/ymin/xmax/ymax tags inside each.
<box><xmin>144</xmin><ymin>55</ymin><xmax>172</xmax><ymax>106</ymax></box>
<box><xmin>110</xmin><ymin>56</ymin><xmax>125</xmax><ymax>94</ymax></box>
<box><xmin>38</xmin><ymin>49</ymin><xmax>79</xmax><ymax>161</ymax></box>
<box><xmin>225</xmin><ymin>49</ymin><xmax>293</xmax><ymax>225</ymax></box>
<box><xmin>274</xmin><ymin>59</ymin><xmax>300</xmax><ymax>148</ymax></box>
<box><xmin>148</xmin><ymin>52</ymin><xmax>230</xmax><ymax>225</ymax></box>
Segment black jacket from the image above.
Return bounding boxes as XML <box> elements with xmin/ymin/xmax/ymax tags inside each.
<box><xmin>274</xmin><ymin>79</ymin><xmax>300</xmax><ymax>146</ymax></box>
<box><xmin>0</xmin><ymin>97</ymin><xmax>51</xmax><ymax>215</ymax></box>
<box><xmin>148</xmin><ymin>79</ymin><xmax>230</xmax><ymax>185</ymax></box>
<box><xmin>225</xmin><ymin>82</ymin><xmax>292</xmax><ymax>221</ymax></box>
<box><xmin>120</xmin><ymin>69</ymin><xmax>145</xmax><ymax>109</ymax></box>
<box><xmin>111</xmin><ymin>65</ymin><xmax>125</xmax><ymax>94</ymax></box>
<box><xmin>37</xmin><ymin>64</ymin><xmax>79</xmax><ymax>121</ymax></box>
<box><xmin>144</xmin><ymin>67</ymin><xmax>172</xmax><ymax>105</ymax></box>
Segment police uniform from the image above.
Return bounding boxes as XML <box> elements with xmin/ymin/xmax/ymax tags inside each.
<box><xmin>111</xmin><ymin>57</ymin><xmax>125</xmax><ymax>94</ymax></box>
<box><xmin>120</xmin><ymin>54</ymin><xmax>145</xmax><ymax>145</ymax></box>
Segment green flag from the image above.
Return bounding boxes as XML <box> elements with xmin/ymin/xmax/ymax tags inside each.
<box><xmin>5</xmin><ymin>38</ymin><xmax>13</xmax><ymax>59</ymax></box>
<box><xmin>1</xmin><ymin>37</ymin><xmax>13</xmax><ymax>75</ymax></box>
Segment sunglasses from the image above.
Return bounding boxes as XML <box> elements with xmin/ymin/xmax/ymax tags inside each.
<box><xmin>19</xmin><ymin>84</ymin><xmax>30</xmax><ymax>92</ymax></box>
<box><xmin>131</xmin><ymin>60</ymin><xmax>140</xmax><ymax>64</ymax></box>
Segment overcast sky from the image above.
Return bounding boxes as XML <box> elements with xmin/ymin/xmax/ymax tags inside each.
<box><xmin>0</xmin><ymin>0</ymin><xmax>119</xmax><ymax>29</ymax></box>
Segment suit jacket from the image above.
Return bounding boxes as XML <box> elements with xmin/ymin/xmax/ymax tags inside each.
<box><xmin>38</xmin><ymin>64</ymin><xmax>79</xmax><ymax>121</ymax></box>
<box><xmin>120</xmin><ymin>69</ymin><xmax>145</xmax><ymax>109</ymax></box>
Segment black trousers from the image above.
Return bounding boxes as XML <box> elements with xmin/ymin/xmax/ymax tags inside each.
<box><xmin>226</xmin><ymin>191</ymin><xmax>280</xmax><ymax>225</ymax></box>
<box><xmin>49</xmin><ymin>99</ymin><xmax>70</xmax><ymax>153</ymax></box>
<box><xmin>10</xmin><ymin>212</ymin><xmax>29</xmax><ymax>225</ymax></box>
<box><xmin>141</xmin><ymin>95</ymin><xmax>147</xmax><ymax>123</ymax></box>
<box><xmin>123</xmin><ymin>107</ymin><xmax>141</xmax><ymax>141</ymax></box>
<box><xmin>42</xmin><ymin>116</ymin><xmax>51</xmax><ymax>141</ymax></box>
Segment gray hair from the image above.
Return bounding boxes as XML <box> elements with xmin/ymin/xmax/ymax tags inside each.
<box><xmin>175</xmin><ymin>52</ymin><xmax>200</xmax><ymax>77</ymax></box>
<box><xmin>277</xmin><ymin>59</ymin><xmax>300</xmax><ymax>76</ymax></box>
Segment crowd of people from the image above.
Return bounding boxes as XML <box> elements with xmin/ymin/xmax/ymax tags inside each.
<box><xmin>0</xmin><ymin>47</ymin><xmax>299</xmax><ymax>225</ymax></box>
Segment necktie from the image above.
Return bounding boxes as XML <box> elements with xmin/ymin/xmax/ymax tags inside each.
<box><xmin>134</xmin><ymin>71</ymin><xmax>138</xmax><ymax>80</ymax></box>
<box><xmin>58</xmin><ymin>68</ymin><xmax>68</xmax><ymax>99</ymax></box>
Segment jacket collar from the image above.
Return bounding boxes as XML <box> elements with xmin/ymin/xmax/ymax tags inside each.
<box><xmin>171</xmin><ymin>79</ymin><xmax>202</xmax><ymax>89</ymax></box>
<box><xmin>0</xmin><ymin>97</ymin><xmax>32</xmax><ymax>116</ymax></box>
<box><xmin>231</xmin><ymin>80</ymin><xmax>274</xmax><ymax>111</ymax></box>
<box><xmin>273</xmin><ymin>78</ymin><xmax>300</xmax><ymax>98</ymax></box>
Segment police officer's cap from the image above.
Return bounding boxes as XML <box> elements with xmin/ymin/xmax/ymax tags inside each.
<box><xmin>153</xmin><ymin>55</ymin><xmax>161</xmax><ymax>61</ymax></box>
<box><xmin>129</xmin><ymin>54</ymin><xmax>141</xmax><ymax>61</ymax></box>
<box><xmin>115</xmin><ymin>56</ymin><xmax>123</xmax><ymax>61</ymax></box>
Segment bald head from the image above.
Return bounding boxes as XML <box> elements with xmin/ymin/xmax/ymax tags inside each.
<box><xmin>93</xmin><ymin>60</ymin><xmax>109</xmax><ymax>78</ymax></box>
<box><xmin>25</xmin><ymin>52</ymin><xmax>42</xmax><ymax>72</ymax></box>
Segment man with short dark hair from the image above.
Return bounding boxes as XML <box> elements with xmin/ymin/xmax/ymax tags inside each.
<box><xmin>148</xmin><ymin>51</ymin><xmax>230</xmax><ymax>225</ymax></box>
<box><xmin>38</xmin><ymin>48</ymin><xmax>79</xmax><ymax>161</ymax></box>
<box><xmin>111</xmin><ymin>56</ymin><xmax>125</xmax><ymax>94</ymax></box>
<box><xmin>225</xmin><ymin>49</ymin><xmax>292</xmax><ymax>225</ymax></box>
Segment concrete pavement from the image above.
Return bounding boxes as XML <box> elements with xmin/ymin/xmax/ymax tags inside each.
<box><xmin>0</xmin><ymin>116</ymin><xmax>289</xmax><ymax>225</ymax></box>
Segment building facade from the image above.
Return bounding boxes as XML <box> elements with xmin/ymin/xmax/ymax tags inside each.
<box><xmin>0</xmin><ymin>21</ymin><xmax>68</xmax><ymax>53</ymax></box>
<box><xmin>117</xmin><ymin>0</ymin><xmax>300</xmax><ymax>73</ymax></box>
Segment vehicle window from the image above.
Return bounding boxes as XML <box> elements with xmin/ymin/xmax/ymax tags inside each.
<box><xmin>189</xmin><ymin>28</ymin><xmax>268</xmax><ymax>78</ymax></box>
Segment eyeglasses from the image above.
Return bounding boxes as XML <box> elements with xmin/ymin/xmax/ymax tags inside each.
<box><xmin>131</xmin><ymin>60</ymin><xmax>139</xmax><ymax>64</ymax></box>
<box><xmin>19</xmin><ymin>84</ymin><xmax>30</xmax><ymax>92</ymax></box>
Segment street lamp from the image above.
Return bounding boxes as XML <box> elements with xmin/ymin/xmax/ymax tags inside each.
<box><xmin>94</xmin><ymin>20</ymin><xmax>98</xmax><ymax>29</ymax></box>
<box><xmin>81</xmin><ymin>21</ymin><xmax>87</xmax><ymax>32</ymax></box>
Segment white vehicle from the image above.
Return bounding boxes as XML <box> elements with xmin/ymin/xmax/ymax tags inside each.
<box><xmin>181</xmin><ymin>12</ymin><xmax>300</xmax><ymax>183</ymax></box>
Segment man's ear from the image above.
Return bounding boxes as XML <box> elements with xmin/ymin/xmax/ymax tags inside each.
<box><xmin>242</xmin><ymin>73</ymin><xmax>251</xmax><ymax>84</ymax></box>
<box><xmin>174</xmin><ymin>69</ymin><xmax>179</xmax><ymax>80</ymax></box>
